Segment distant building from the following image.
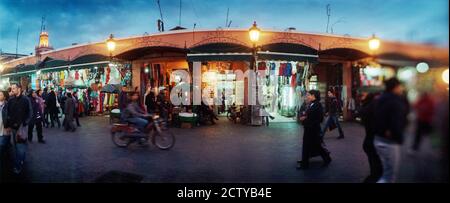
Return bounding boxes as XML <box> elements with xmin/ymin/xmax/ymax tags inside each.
<box><xmin>0</xmin><ymin>51</ymin><xmax>28</xmax><ymax>64</ymax></box>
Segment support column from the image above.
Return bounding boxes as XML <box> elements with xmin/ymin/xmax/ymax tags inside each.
<box><xmin>342</xmin><ymin>61</ymin><xmax>353</xmax><ymax>121</ymax></box>
<box><xmin>131</xmin><ymin>61</ymin><xmax>141</xmax><ymax>91</ymax></box>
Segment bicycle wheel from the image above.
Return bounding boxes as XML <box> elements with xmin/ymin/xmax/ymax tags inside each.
<box><xmin>111</xmin><ymin>130</ymin><xmax>131</xmax><ymax>148</ymax></box>
<box><xmin>226</xmin><ymin>112</ymin><xmax>233</xmax><ymax>121</ymax></box>
<box><xmin>152</xmin><ymin>129</ymin><xmax>175</xmax><ymax>150</ymax></box>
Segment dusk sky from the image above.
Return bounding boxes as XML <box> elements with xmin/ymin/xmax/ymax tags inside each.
<box><xmin>0</xmin><ymin>0</ymin><xmax>448</xmax><ymax>55</ymax></box>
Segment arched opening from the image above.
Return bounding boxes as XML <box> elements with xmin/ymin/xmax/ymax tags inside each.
<box><xmin>116</xmin><ymin>46</ymin><xmax>189</xmax><ymax>97</ymax></box>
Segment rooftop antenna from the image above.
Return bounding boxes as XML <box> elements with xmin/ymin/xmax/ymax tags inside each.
<box><xmin>225</xmin><ymin>7</ymin><xmax>229</xmax><ymax>27</ymax></box>
<box><xmin>40</xmin><ymin>16</ymin><xmax>45</xmax><ymax>32</ymax></box>
<box><xmin>326</xmin><ymin>4</ymin><xmax>331</xmax><ymax>33</ymax></box>
<box><xmin>179</xmin><ymin>0</ymin><xmax>182</xmax><ymax>26</ymax></box>
<box><xmin>39</xmin><ymin>15</ymin><xmax>45</xmax><ymax>44</ymax></box>
<box><xmin>16</xmin><ymin>26</ymin><xmax>20</xmax><ymax>58</ymax></box>
<box><xmin>156</xmin><ymin>0</ymin><xmax>164</xmax><ymax>31</ymax></box>
<box><xmin>331</xmin><ymin>17</ymin><xmax>345</xmax><ymax>34</ymax></box>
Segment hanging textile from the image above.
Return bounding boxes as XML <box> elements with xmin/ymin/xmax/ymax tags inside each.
<box><xmin>75</xmin><ymin>70</ymin><xmax>80</xmax><ymax>80</ymax></box>
<box><xmin>278</xmin><ymin>63</ymin><xmax>286</xmax><ymax>76</ymax></box>
<box><xmin>284</xmin><ymin>63</ymin><xmax>292</xmax><ymax>77</ymax></box>
<box><xmin>105</xmin><ymin>67</ymin><xmax>111</xmax><ymax>84</ymax></box>
<box><xmin>291</xmin><ymin>62</ymin><xmax>297</xmax><ymax>75</ymax></box>
<box><xmin>99</xmin><ymin>92</ymin><xmax>105</xmax><ymax>113</ymax></box>
<box><xmin>291</xmin><ymin>73</ymin><xmax>296</xmax><ymax>87</ymax></box>
<box><xmin>258</xmin><ymin>62</ymin><xmax>267</xmax><ymax>70</ymax></box>
<box><xmin>270</xmin><ymin>63</ymin><xmax>276</xmax><ymax>75</ymax></box>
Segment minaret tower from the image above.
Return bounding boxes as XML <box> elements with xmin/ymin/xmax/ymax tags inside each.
<box><xmin>35</xmin><ymin>16</ymin><xmax>53</xmax><ymax>56</ymax></box>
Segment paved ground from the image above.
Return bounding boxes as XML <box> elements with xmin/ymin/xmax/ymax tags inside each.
<box><xmin>2</xmin><ymin>115</ymin><xmax>447</xmax><ymax>183</ymax></box>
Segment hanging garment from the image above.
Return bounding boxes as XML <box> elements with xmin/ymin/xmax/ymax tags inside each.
<box><xmin>100</xmin><ymin>92</ymin><xmax>105</xmax><ymax>113</ymax></box>
<box><xmin>279</xmin><ymin>63</ymin><xmax>286</xmax><ymax>76</ymax></box>
<box><xmin>296</xmin><ymin>71</ymin><xmax>302</xmax><ymax>87</ymax></box>
<box><xmin>270</xmin><ymin>63</ymin><xmax>276</xmax><ymax>75</ymax></box>
<box><xmin>291</xmin><ymin>73</ymin><xmax>297</xmax><ymax>87</ymax></box>
<box><xmin>284</xmin><ymin>63</ymin><xmax>292</xmax><ymax>77</ymax></box>
<box><xmin>75</xmin><ymin>70</ymin><xmax>80</xmax><ymax>80</ymax></box>
<box><xmin>258</xmin><ymin>62</ymin><xmax>267</xmax><ymax>70</ymax></box>
<box><xmin>303</xmin><ymin>63</ymin><xmax>309</xmax><ymax>79</ymax></box>
<box><xmin>105</xmin><ymin>67</ymin><xmax>111</xmax><ymax>84</ymax></box>
<box><xmin>341</xmin><ymin>85</ymin><xmax>347</xmax><ymax>110</ymax></box>
<box><xmin>264</xmin><ymin>62</ymin><xmax>270</xmax><ymax>76</ymax></box>
<box><xmin>292</xmin><ymin>62</ymin><xmax>297</xmax><ymax>75</ymax></box>
<box><xmin>347</xmin><ymin>97</ymin><xmax>356</xmax><ymax>111</ymax></box>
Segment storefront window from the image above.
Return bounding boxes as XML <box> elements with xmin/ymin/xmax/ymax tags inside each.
<box><xmin>309</xmin><ymin>74</ymin><xmax>318</xmax><ymax>90</ymax></box>
<box><xmin>359</xmin><ymin>65</ymin><xmax>395</xmax><ymax>86</ymax></box>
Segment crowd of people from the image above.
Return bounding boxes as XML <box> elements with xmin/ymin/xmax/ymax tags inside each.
<box><xmin>0</xmin><ymin>83</ymin><xmax>83</xmax><ymax>179</ymax></box>
<box><xmin>297</xmin><ymin>77</ymin><xmax>449</xmax><ymax>183</ymax></box>
<box><xmin>0</xmin><ymin>77</ymin><xmax>448</xmax><ymax>183</ymax></box>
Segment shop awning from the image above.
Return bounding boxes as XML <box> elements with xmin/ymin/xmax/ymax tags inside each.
<box><xmin>375</xmin><ymin>52</ymin><xmax>422</xmax><ymax>68</ymax></box>
<box><xmin>187</xmin><ymin>52</ymin><xmax>319</xmax><ymax>62</ymax></box>
<box><xmin>257</xmin><ymin>51</ymin><xmax>318</xmax><ymax>63</ymax></box>
<box><xmin>190</xmin><ymin>43</ymin><xmax>252</xmax><ymax>53</ymax></box>
<box><xmin>71</xmin><ymin>54</ymin><xmax>109</xmax><ymax>64</ymax></box>
<box><xmin>40</xmin><ymin>59</ymin><xmax>70</xmax><ymax>73</ymax></box>
<box><xmin>1</xmin><ymin>64</ymin><xmax>37</xmax><ymax>77</ymax></box>
<box><xmin>259</xmin><ymin>43</ymin><xmax>319</xmax><ymax>62</ymax></box>
<box><xmin>187</xmin><ymin>53</ymin><xmax>253</xmax><ymax>62</ymax></box>
<box><xmin>188</xmin><ymin>42</ymin><xmax>319</xmax><ymax>62</ymax></box>
<box><xmin>69</xmin><ymin>61</ymin><xmax>110</xmax><ymax>70</ymax></box>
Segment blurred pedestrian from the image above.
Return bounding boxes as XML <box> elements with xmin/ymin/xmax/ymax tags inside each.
<box><xmin>41</xmin><ymin>88</ymin><xmax>50</xmax><ymax>128</ymax></box>
<box><xmin>297</xmin><ymin>90</ymin><xmax>332</xmax><ymax>170</ymax></box>
<box><xmin>63</xmin><ymin>92</ymin><xmax>76</xmax><ymax>132</ymax></box>
<box><xmin>58</xmin><ymin>90</ymin><xmax>66</xmax><ymax>116</ymax></box>
<box><xmin>27</xmin><ymin>90</ymin><xmax>45</xmax><ymax>144</ymax></box>
<box><xmin>321</xmin><ymin>90</ymin><xmax>345</xmax><ymax>139</ymax></box>
<box><xmin>73</xmin><ymin>92</ymin><xmax>81</xmax><ymax>127</ymax></box>
<box><xmin>6</xmin><ymin>83</ymin><xmax>32</xmax><ymax>174</ymax></box>
<box><xmin>0</xmin><ymin>90</ymin><xmax>11</xmax><ymax>180</ymax></box>
<box><xmin>157</xmin><ymin>88</ymin><xmax>169</xmax><ymax>122</ymax></box>
<box><xmin>46</xmin><ymin>90</ymin><xmax>61</xmax><ymax>128</ymax></box>
<box><xmin>411</xmin><ymin>92</ymin><xmax>435</xmax><ymax>152</ymax></box>
<box><xmin>358</xmin><ymin>91</ymin><xmax>382</xmax><ymax>183</ymax></box>
<box><xmin>374</xmin><ymin>78</ymin><xmax>408</xmax><ymax>183</ymax></box>
<box><xmin>7</xmin><ymin>87</ymin><xmax>13</xmax><ymax>98</ymax></box>
<box><xmin>144</xmin><ymin>87</ymin><xmax>156</xmax><ymax>114</ymax></box>
<box><xmin>118</xmin><ymin>86</ymin><xmax>128</xmax><ymax>112</ymax></box>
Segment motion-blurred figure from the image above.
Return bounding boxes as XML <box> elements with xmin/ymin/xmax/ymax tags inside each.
<box><xmin>373</xmin><ymin>78</ymin><xmax>408</xmax><ymax>183</ymax></box>
<box><xmin>358</xmin><ymin>91</ymin><xmax>382</xmax><ymax>183</ymax></box>
<box><xmin>411</xmin><ymin>92</ymin><xmax>435</xmax><ymax>152</ymax></box>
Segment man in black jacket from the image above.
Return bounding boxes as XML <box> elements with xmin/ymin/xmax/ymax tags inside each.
<box><xmin>321</xmin><ymin>90</ymin><xmax>345</xmax><ymax>139</ymax></box>
<box><xmin>6</xmin><ymin>83</ymin><xmax>32</xmax><ymax>174</ymax></box>
<box><xmin>373</xmin><ymin>78</ymin><xmax>407</xmax><ymax>183</ymax></box>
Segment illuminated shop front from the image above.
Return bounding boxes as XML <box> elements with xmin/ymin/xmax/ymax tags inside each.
<box><xmin>257</xmin><ymin>60</ymin><xmax>314</xmax><ymax>118</ymax></box>
<box><xmin>187</xmin><ymin>42</ymin><xmax>319</xmax><ymax>121</ymax></box>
